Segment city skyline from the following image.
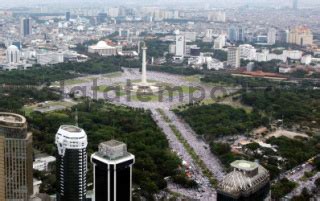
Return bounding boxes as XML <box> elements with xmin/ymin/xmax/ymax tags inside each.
<box><xmin>0</xmin><ymin>1</ymin><xmax>319</xmax><ymax>200</ymax></box>
<box><xmin>0</xmin><ymin>0</ymin><xmax>320</xmax><ymax>8</ymax></box>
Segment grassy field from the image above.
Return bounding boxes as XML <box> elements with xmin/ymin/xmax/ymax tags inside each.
<box><xmin>23</xmin><ymin>100</ymin><xmax>77</xmax><ymax>116</ymax></box>
<box><xmin>64</xmin><ymin>79</ymin><xmax>88</xmax><ymax>85</ymax></box>
<box><xmin>183</xmin><ymin>75</ymin><xmax>202</xmax><ymax>82</ymax></box>
<box><xmin>102</xmin><ymin>72</ymin><xmax>123</xmax><ymax>78</ymax></box>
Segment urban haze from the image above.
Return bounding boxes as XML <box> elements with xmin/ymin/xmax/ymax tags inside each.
<box><xmin>0</xmin><ymin>0</ymin><xmax>320</xmax><ymax>201</ymax></box>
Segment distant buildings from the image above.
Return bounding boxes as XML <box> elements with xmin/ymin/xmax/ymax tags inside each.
<box><xmin>239</xmin><ymin>44</ymin><xmax>256</xmax><ymax>61</ymax></box>
<box><xmin>214</xmin><ymin>35</ymin><xmax>226</xmax><ymax>50</ymax></box>
<box><xmin>227</xmin><ymin>47</ymin><xmax>240</xmax><ymax>68</ymax></box>
<box><xmin>36</xmin><ymin>51</ymin><xmax>64</xmax><ymax>65</ymax></box>
<box><xmin>254</xmin><ymin>49</ymin><xmax>302</xmax><ymax>62</ymax></box>
<box><xmin>33</xmin><ymin>156</ymin><xmax>56</xmax><ymax>172</ymax></box>
<box><xmin>267</xmin><ymin>28</ymin><xmax>277</xmax><ymax>45</ymax></box>
<box><xmin>228</xmin><ymin>26</ymin><xmax>245</xmax><ymax>42</ymax></box>
<box><xmin>88</xmin><ymin>41</ymin><xmax>120</xmax><ymax>56</ymax></box>
<box><xmin>21</xmin><ymin>18</ymin><xmax>32</xmax><ymax>37</ymax></box>
<box><xmin>276</xmin><ymin>30</ymin><xmax>290</xmax><ymax>43</ymax></box>
<box><xmin>55</xmin><ymin>125</ymin><xmax>88</xmax><ymax>201</ymax></box>
<box><xmin>217</xmin><ymin>160</ymin><xmax>270</xmax><ymax>201</ymax></box>
<box><xmin>175</xmin><ymin>35</ymin><xmax>186</xmax><ymax>57</ymax></box>
<box><xmin>288</xmin><ymin>26</ymin><xmax>313</xmax><ymax>46</ymax></box>
<box><xmin>207</xmin><ymin>11</ymin><xmax>226</xmax><ymax>22</ymax></box>
<box><xmin>293</xmin><ymin>0</ymin><xmax>298</xmax><ymax>10</ymax></box>
<box><xmin>66</xmin><ymin>12</ymin><xmax>71</xmax><ymax>21</ymax></box>
<box><xmin>0</xmin><ymin>112</ymin><xmax>33</xmax><ymax>200</ymax></box>
<box><xmin>97</xmin><ymin>13</ymin><xmax>108</xmax><ymax>24</ymax></box>
<box><xmin>91</xmin><ymin>140</ymin><xmax>135</xmax><ymax>201</ymax></box>
<box><xmin>180</xmin><ymin>31</ymin><xmax>197</xmax><ymax>42</ymax></box>
<box><xmin>190</xmin><ymin>47</ymin><xmax>201</xmax><ymax>56</ymax></box>
<box><xmin>188</xmin><ymin>55</ymin><xmax>224</xmax><ymax>70</ymax></box>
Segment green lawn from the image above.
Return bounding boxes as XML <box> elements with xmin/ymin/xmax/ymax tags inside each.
<box><xmin>102</xmin><ymin>72</ymin><xmax>123</xmax><ymax>78</ymax></box>
<box><xmin>64</xmin><ymin>79</ymin><xmax>87</xmax><ymax>85</ymax></box>
<box><xmin>23</xmin><ymin>100</ymin><xmax>77</xmax><ymax>116</ymax></box>
<box><xmin>183</xmin><ymin>75</ymin><xmax>202</xmax><ymax>82</ymax></box>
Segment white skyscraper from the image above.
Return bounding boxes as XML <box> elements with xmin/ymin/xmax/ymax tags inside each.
<box><xmin>175</xmin><ymin>35</ymin><xmax>186</xmax><ymax>57</ymax></box>
<box><xmin>55</xmin><ymin>125</ymin><xmax>88</xmax><ymax>201</ymax></box>
<box><xmin>267</xmin><ymin>28</ymin><xmax>277</xmax><ymax>45</ymax></box>
<box><xmin>227</xmin><ymin>47</ymin><xmax>240</xmax><ymax>68</ymax></box>
<box><xmin>214</xmin><ymin>35</ymin><xmax>226</xmax><ymax>50</ymax></box>
<box><xmin>6</xmin><ymin>45</ymin><xmax>21</xmax><ymax>64</ymax></box>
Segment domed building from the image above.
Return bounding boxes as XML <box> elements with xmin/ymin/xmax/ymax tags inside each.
<box><xmin>88</xmin><ymin>41</ymin><xmax>120</xmax><ymax>56</ymax></box>
<box><xmin>217</xmin><ymin>160</ymin><xmax>271</xmax><ymax>201</ymax></box>
<box><xmin>6</xmin><ymin>45</ymin><xmax>21</xmax><ymax>64</ymax></box>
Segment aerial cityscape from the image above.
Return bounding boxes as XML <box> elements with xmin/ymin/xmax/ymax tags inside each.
<box><xmin>0</xmin><ymin>0</ymin><xmax>320</xmax><ymax>200</ymax></box>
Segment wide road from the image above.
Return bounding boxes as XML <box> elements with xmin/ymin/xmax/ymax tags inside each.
<box><xmin>163</xmin><ymin>109</ymin><xmax>225</xmax><ymax>181</ymax></box>
<box><xmin>152</xmin><ymin>109</ymin><xmax>217</xmax><ymax>200</ymax></box>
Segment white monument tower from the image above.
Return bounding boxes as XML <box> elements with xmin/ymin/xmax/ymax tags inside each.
<box><xmin>130</xmin><ymin>42</ymin><xmax>160</xmax><ymax>93</ymax></box>
<box><xmin>141</xmin><ymin>45</ymin><xmax>147</xmax><ymax>84</ymax></box>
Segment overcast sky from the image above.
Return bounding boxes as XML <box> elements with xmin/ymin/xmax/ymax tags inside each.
<box><xmin>1</xmin><ymin>0</ymin><xmax>320</xmax><ymax>8</ymax></box>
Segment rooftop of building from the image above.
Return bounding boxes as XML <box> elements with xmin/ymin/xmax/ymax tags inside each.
<box><xmin>60</xmin><ymin>125</ymin><xmax>82</xmax><ymax>133</ymax></box>
<box><xmin>89</xmin><ymin>41</ymin><xmax>116</xmax><ymax>50</ymax></box>
<box><xmin>56</xmin><ymin>125</ymin><xmax>87</xmax><ymax>139</ymax></box>
<box><xmin>95</xmin><ymin>140</ymin><xmax>132</xmax><ymax>161</ymax></box>
<box><xmin>101</xmin><ymin>139</ymin><xmax>124</xmax><ymax>147</ymax></box>
<box><xmin>231</xmin><ymin>160</ymin><xmax>258</xmax><ymax>172</ymax></box>
<box><xmin>218</xmin><ymin>160</ymin><xmax>270</xmax><ymax>198</ymax></box>
<box><xmin>0</xmin><ymin>112</ymin><xmax>26</xmax><ymax>127</ymax></box>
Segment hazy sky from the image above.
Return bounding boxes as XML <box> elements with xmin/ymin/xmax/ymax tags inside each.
<box><xmin>1</xmin><ymin>0</ymin><xmax>320</xmax><ymax>8</ymax></box>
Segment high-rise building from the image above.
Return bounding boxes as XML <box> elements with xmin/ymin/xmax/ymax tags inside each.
<box><xmin>217</xmin><ymin>160</ymin><xmax>270</xmax><ymax>201</ymax></box>
<box><xmin>0</xmin><ymin>112</ymin><xmax>33</xmax><ymax>201</ymax></box>
<box><xmin>175</xmin><ymin>35</ymin><xmax>186</xmax><ymax>57</ymax></box>
<box><xmin>267</xmin><ymin>28</ymin><xmax>277</xmax><ymax>45</ymax></box>
<box><xmin>228</xmin><ymin>26</ymin><xmax>238</xmax><ymax>42</ymax></box>
<box><xmin>20</xmin><ymin>18</ymin><xmax>32</xmax><ymax>37</ymax></box>
<box><xmin>6</xmin><ymin>45</ymin><xmax>21</xmax><ymax>64</ymax></box>
<box><xmin>276</xmin><ymin>30</ymin><xmax>290</xmax><ymax>43</ymax></box>
<box><xmin>228</xmin><ymin>26</ymin><xmax>245</xmax><ymax>42</ymax></box>
<box><xmin>97</xmin><ymin>13</ymin><xmax>108</xmax><ymax>24</ymax></box>
<box><xmin>66</xmin><ymin>12</ymin><xmax>71</xmax><ymax>21</ymax></box>
<box><xmin>288</xmin><ymin>26</ymin><xmax>313</xmax><ymax>46</ymax></box>
<box><xmin>238</xmin><ymin>27</ymin><xmax>245</xmax><ymax>42</ymax></box>
<box><xmin>91</xmin><ymin>140</ymin><xmax>135</xmax><ymax>201</ymax></box>
<box><xmin>227</xmin><ymin>47</ymin><xmax>240</xmax><ymax>68</ymax></box>
<box><xmin>55</xmin><ymin>125</ymin><xmax>88</xmax><ymax>201</ymax></box>
<box><xmin>239</xmin><ymin>44</ymin><xmax>256</xmax><ymax>61</ymax></box>
<box><xmin>214</xmin><ymin>35</ymin><xmax>226</xmax><ymax>50</ymax></box>
<box><xmin>293</xmin><ymin>0</ymin><xmax>298</xmax><ymax>10</ymax></box>
<box><xmin>108</xmin><ymin>7</ymin><xmax>120</xmax><ymax>17</ymax></box>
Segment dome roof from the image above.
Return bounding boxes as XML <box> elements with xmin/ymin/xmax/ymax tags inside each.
<box><xmin>218</xmin><ymin>164</ymin><xmax>269</xmax><ymax>196</ymax></box>
<box><xmin>7</xmin><ymin>45</ymin><xmax>19</xmax><ymax>51</ymax></box>
<box><xmin>219</xmin><ymin>171</ymin><xmax>252</xmax><ymax>194</ymax></box>
<box><xmin>96</xmin><ymin>41</ymin><xmax>109</xmax><ymax>48</ymax></box>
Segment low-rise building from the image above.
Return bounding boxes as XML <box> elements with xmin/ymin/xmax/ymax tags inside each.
<box><xmin>217</xmin><ymin>160</ymin><xmax>271</xmax><ymax>201</ymax></box>
<box><xmin>36</xmin><ymin>51</ymin><xmax>64</xmax><ymax>65</ymax></box>
<box><xmin>88</xmin><ymin>41</ymin><xmax>120</xmax><ymax>56</ymax></box>
<box><xmin>33</xmin><ymin>156</ymin><xmax>56</xmax><ymax>172</ymax></box>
